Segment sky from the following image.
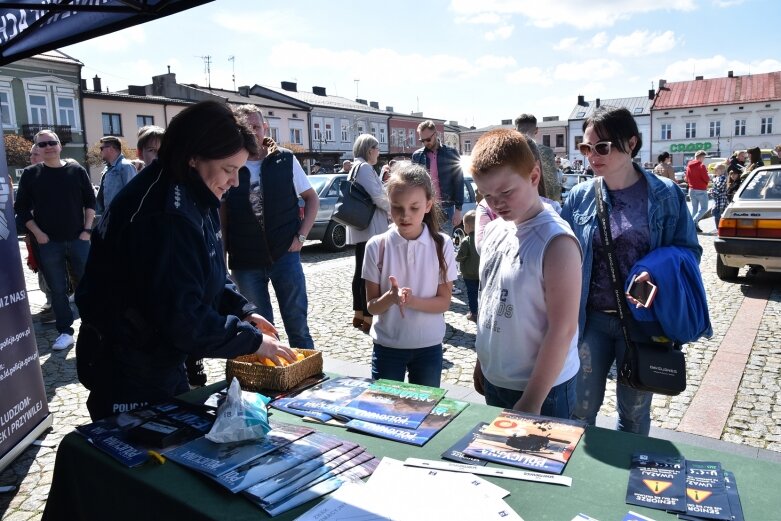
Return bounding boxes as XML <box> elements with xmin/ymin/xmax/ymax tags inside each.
<box><xmin>62</xmin><ymin>0</ymin><xmax>781</xmax><ymax>129</ymax></box>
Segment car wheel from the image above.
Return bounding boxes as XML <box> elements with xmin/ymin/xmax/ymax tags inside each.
<box><xmin>322</xmin><ymin>221</ymin><xmax>347</xmax><ymax>252</ymax></box>
<box><xmin>452</xmin><ymin>226</ymin><xmax>466</xmax><ymax>250</ymax></box>
<box><xmin>716</xmin><ymin>255</ymin><xmax>739</xmax><ymax>281</ymax></box>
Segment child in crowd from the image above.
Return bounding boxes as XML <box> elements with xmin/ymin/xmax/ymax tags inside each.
<box><xmin>455</xmin><ymin>210</ymin><xmax>480</xmax><ymax>322</ymax></box>
<box><xmin>362</xmin><ymin>162</ymin><xmax>457</xmax><ymax>387</ymax></box>
<box><xmin>726</xmin><ymin>167</ymin><xmax>742</xmax><ymax>202</ymax></box>
<box><xmin>470</xmin><ymin>129</ymin><xmax>582</xmax><ymax>418</ymax></box>
<box><xmin>709</xmin><ymin>163</ymin><xmax>728</xmax><ymax>228</ymax></box>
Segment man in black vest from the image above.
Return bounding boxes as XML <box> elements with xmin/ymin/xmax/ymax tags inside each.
<box><xmin>222</xmin><ymin>105</ymin><xmax>319</xmax><ymax>348</ymax></box>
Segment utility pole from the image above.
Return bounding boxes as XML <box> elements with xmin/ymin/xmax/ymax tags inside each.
<box><xmin>228</xmin><ymin>56</ymin><xmax>236</xmax><ymax>91</ymax></box>
<box><xmin>200</xmin><ymin>55</ymin><xmax>212</xmax><ymax>89</ymax></box>
<box><xmin>354</xmin><ymin>79</ymin><xmax>360</xmax><ymax>99</ymax></box>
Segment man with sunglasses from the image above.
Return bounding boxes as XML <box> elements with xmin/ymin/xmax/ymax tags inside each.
<box><xmin>96</xmin><ymin>136</ymin><xmax>136</xmax><ymax>215</ymax></box>
<box><xmin>412</xmin><ymin>120</ymin><xmax>464</xmax><ymax>235</ymax></box>
<box><xmin>15</xmin><ymin>130</ymin><xmax>96</xmax><ymax>351</ymax></box>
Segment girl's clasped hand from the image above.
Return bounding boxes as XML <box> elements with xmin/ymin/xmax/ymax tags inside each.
<box><xmin>387</xmin><ymin>275</ymin><xmax>410</xmax><ymax>317</ymax></box>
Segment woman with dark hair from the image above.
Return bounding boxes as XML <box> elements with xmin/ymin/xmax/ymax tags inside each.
<box><xmin>561</xmin><ymin>107</ymin><xmax>701</xmax><ymax>435</ymax></box>
<box><xmin>744</xmin><ymin>146</ymin><xmax>764</xmax><ymax>177</ymax></box>
<box><xmin>76</xmin><ymin>101</ymin><xmax>295</xmax><ymax>420</ymax></box>
<box><xmin>653</xmin><ymin>152</ymin><xmax>675</xmax><ymax>181</ymax></box>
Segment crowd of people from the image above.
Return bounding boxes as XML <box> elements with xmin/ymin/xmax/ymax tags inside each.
<box><xmin>12</xmin><ymin>100</ymin><xmax>726</xmax><ymax>436</ymax></box>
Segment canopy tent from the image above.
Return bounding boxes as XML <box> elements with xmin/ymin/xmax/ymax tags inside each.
<box><xmin>0</xmin><ymin>0</ymin><xmax>212</xmax><ymax>66</ymax></box>
<box><xmin>0</xmin><ymin>0</ymin><xmax>212</xmax><ymax>473</ymax></box>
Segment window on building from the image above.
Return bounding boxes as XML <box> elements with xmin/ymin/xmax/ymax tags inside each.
<box><xmin>0</xmin><ymin>88</ymin><xmax>15</xmax><ymax>127</ymax></box>
<box><xmin>370</xmin><ymin>123</ymin><xmax>378</xmax><ymax>138</ymax></box>
<box><xmin>341</xmin><ymin>119</ymin><xmax>349</xmax><ymax>142</ymax></box>
<box><xmin>685</xmin><ymin>122</ymin><xmax>696</xmax><ymax>139</ymax></box>
<box><xmin>379</xmin><ymin>124</ymin><xmax>387</xmax><ymax>144</ymax></box>
<box><xmin>289</xmin><ymin>127</ymin><xmax>302</xmax><ymax>144</ymax></box>
<box><xmin>464</xmin><ymin>140</ymin><xmax>472</xmax><ymax>153</ymax></box>
<box><xmin>324</xmin><ymin>121</ymin><xmax>333</xmax><ymax>142</ymax></box>
<box><xmin>408</xmin><ymin>129</ymin><xmax>415</xmax><ymax>146</ymax></box>
<box><xmin>709</xmin><ymin>120</ymin><xmax>721</xmax><ymax>137</ymax></box>
<box><xmin>137</xmin><ymin>115</ymin><xmax>154</xmax><ymax>127</ymax></box>
<box><xmin>102</xmin><ymin>113</ymin><xmax>122</xmax><ymax>135</ymax></box>
<box><xmin>391</xmin><ymin>129</ymin><xmax>398</xmax><ymax>146</ymax></box>
<box><xmin>28</xmin><ymin>94</ymin><xmax>49</xmax><ymax>125</ymax></box>
<box><xmin>761</xmin><ymin>117</ymin><xmax>773</xmax><ymax>135</ymax></box>
<box><xmin>556</xmin><ymin>134</ymin><xmax>564</xmax><ymax>148</ymax></box>
<box><xmin>660</xmin><ymin>123</ymin><xmax>671</xmax><ymax>140</ymax></box>
<box><xmin>574</xmin><ymin>135</ymin><xmax>583</xmax><ymax>147</ymax></box>
<box><xmin>312</xmin><ymin>121</ymin><xmax>322</xmax><ymax>142</ymax></box>
<box><xmin>269</xmin><ymin>127</ymin><xmax>279</xmax><ymax>142</ymax></box>
<box><xmin>54</xmin><ymin>96</ymin><xmax>76</xmax><ymax>128</ymax></box>
<box><xmin>735</xmin><ymin>119</ymin><xmax>746</xmax><ymax>136</ymax></box>
<box><xmin>357</xmin><ymin>122</ymin><xmax>365</xmax><ymax>134</ymax></box>
<box><xmin>542</xmin><ymin>134</ymin><xmax>551</xmax><ymax>147</ymax></box>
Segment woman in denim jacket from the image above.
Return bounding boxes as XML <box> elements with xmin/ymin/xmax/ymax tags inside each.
<box><xmin>561</xmin><ymin>107</ymin><xmax>701</xmax><ymax>435</ymax></box>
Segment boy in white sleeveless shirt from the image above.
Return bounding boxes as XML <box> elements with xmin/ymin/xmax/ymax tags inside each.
<box><xmin>470</xmin><ymin>129</ymin><xmax>582</xmax><ymax>419</ymax></box>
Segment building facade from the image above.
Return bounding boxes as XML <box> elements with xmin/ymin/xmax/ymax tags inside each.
<box><xmin>388</xmin><ymin>111</ymin><xmax>445</xmax><ymax>157</ymax></box>
<box><xmin>568</xmin><ymin>95</ymin><xmax>652</xmax><ymax>169</ymax></box>
<box><xmin>537</xmin><ymin>116</ymin><xmax>568</xmax><ymax>159</ymax></box>
<box><xmin>651</xmin><ymin>71</ymin><xmax>781</xmax><ymax>167</ymax></box>
<box><xmin>0</xmin><ymin>50</ymin><xmax>85</xmax><ymax>176</ymax></box>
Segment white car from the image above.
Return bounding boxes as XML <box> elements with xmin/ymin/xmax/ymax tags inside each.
<box><xmin>714</xmin><ymin>165</ymin><xmax>781</xmax><ymax>280</ymax></box>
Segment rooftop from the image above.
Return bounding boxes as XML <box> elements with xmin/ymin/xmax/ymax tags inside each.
<box><xmin>568</xmin><ymin>96</ymin><xmax>652</xmax><ymax>120</ymax></box>
<box><xmin>260</xmin><ymin>84</ymin><xmax>389</xmax><ymax>115</ymax></box>
<box><xmin>653</xmin><ymin>71</ymin><xmax>781</xmax><ymax>109</ymax></box>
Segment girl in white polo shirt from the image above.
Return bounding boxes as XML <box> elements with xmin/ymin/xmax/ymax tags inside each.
<box><xmin>362</xmin><ymin>163</ymin><xmax>457</xmax><ymax>387</ymax></box>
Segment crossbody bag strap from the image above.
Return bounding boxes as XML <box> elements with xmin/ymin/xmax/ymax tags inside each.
<box><xmin>594</xmin><ymin>179</ymin><xmax>636</xmax><ymax>356</ymax></box>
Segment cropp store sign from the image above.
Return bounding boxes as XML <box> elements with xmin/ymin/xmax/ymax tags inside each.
<box><xmin>669</xmin><ymin>142</ymin><xmax>713</xmax><ymax>153</ymax></box>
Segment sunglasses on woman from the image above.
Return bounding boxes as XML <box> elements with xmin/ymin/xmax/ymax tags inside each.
<box><xmin>578</xmin><ymin>141</ymin><xmax>612</xmax><ymax>156</ymax></box>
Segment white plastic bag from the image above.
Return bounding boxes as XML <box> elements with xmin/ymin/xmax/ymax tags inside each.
<box><xmin>205</xmin><ymin>377</ymin><xmax>271</xmax><ymax>443</ymax></box>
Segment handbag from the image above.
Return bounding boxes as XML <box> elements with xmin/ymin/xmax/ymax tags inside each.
<box><xmin>594</xmin><ymin>179</ymin><xmax>686</xmax><ymax>396</ymax></box>
<box><xmin>332</xmin><ymin>161</ymin><xmax>376</xmax><ymax>230</ymax></box>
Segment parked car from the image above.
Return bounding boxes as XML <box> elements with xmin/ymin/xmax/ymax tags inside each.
<box><xmin>305</xmin><ymin>173</ymin><xmax>348</xmax><ymax>251</ymax></box>
<box><xmin>713</xmin><ymin>165</ymin><xmax>781</xmax><ymax>280</ymax></box>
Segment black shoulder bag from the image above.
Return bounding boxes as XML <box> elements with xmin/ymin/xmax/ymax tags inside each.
<box><xmin>594</xmin><ymin>179</ymin><xmax>686</xmax><ymax>396</ymax></box>
<box><xmin>332</xmin><ymin>161</ymin><xmax>376</xmax><ymax>230</ymax></box>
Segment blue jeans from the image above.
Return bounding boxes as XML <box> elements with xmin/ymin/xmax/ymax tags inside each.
<box><xmin>38</xmin><ymin>239</ymin><xmax>89</xmax><ymax>335</ymax></box>
<box><xmin>689</xmin><ymin>189</ymin><xmax>709</xmax><ymax>223</ymax></box>
<box><xmin>713</xmin><ymin>208</ymin><xmax>722</xmax><ymax>229</ymax></box>
<box><xmin>463</xmin><ymin>278</ymin><xmax>479</xmax><ymax>314</ymax></box>
<box><xmin>573</xmin><ymin>310</ymin><xmax>652</xmax><ymax>435</ymax></box>
<box><xmin>372</xmin><ymin>343</ymin><xmax>442</xmax><ymax>387</ymax></box>
<box><xmin>441</xmin><ymin>204</ymin><xmax>454</xmax><ymax>237</ymax></box>
<box><xmin>232</xmin><ymin>251</ymin><xmax>314</xmax><ymax>349</ymax></box>
<box><xmin>483</xmin><ymin>376</ymin><xmax>577</xmax><ymax>420</ymax></box>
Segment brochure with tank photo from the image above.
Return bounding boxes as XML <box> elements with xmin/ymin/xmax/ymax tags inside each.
<box><xmin>338</xmin><ymin>379</ymin><xmax>447</xmax><ymax>429</ymax></box>
<box><xmin>346</xmin><ymin>398</ymin><xmax>468</xmax><ymax>446</ymax></box>
<box><xmin>441</xmin><ymin>422</ymin><xmax>489</xmax><ymax>466</ymax></box>
<box><xmin>462</xmin><ymin>410</ymin><xmax>585</xmax><ymax>474</ymax></box>
<box><xmin>164</xmin><ymin>422</ymin><xmax>313</xmax><ymax>477</ymax></box>
<box><xmin>211</xmin><ymin>432</ymin><xmax>343</xmax><ymax>493</ymax></box>
<box><xmin>282</xmin><ymin>376</ymin><xmax>374</xmax><ymax>420</ymax></box>
<box><xmin>625</xmin><ymin>452</ymin><xmax>686</xmax><ymax>513</ymax></box>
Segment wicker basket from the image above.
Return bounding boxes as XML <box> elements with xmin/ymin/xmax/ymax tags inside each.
<box><xmin>226</xmin><ymin>349</ymin><xmax>323</xmax><ymax>392</ymax></box>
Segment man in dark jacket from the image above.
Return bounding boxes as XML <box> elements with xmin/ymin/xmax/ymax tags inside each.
<box><xmin>412</xmin><ymin>120</ymin><xmax>464</xmax><ymax>234</ymax></box>
<box><xmin>222</xmin><ymin>105</ymin><xmax>319</xmax><ymax>348</ymax></box>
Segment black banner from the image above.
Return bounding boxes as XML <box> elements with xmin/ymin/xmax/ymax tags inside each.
<box><xmin>0</xmin><ymin>163</ymin><xmax>51</xmax><ymax>469</ymax></box>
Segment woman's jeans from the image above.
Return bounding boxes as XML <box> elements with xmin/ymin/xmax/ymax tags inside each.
<box><xmin>38</xmin><ymin>239</ymin><xmax>89</xmax><ymax>335</ymax></box>
<box><xmin>372</xmin><ymin>343</ymin><xmax>442</xmax><ymax>387</ymax></box>
<box><xmin>573</xmin><ymin>310</ymin><xmax>652</xmax><ymax>435</ymax></box>
<box><xmin>232</xmin><ymin>251</ymin><xmax>314</xmax><ymax>349</ymax></box>
<box><xmin>483</xmin><ymin>376</ymin><xmax>577</xmax><ymax>420</ymax></box>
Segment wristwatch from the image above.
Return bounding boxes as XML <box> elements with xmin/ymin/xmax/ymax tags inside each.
<box><xmin>297</xmin><ymin>234</ymin><xmax>307</xmax><ymax>243</ymax></box>
<box><xmin>82</xmin><ymin>228</ymin><xmax>92</xmax><ymax>234</ymax></box>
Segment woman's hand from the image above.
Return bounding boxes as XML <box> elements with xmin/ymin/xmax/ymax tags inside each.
<box><xmin>247</xmin><ymin>313</ymin><xmax>279</xmax><ymax>339</ymax></box>
<box><xmin>626</xmin><ymin>271</ymin><xmax>658</xmax><ymax>309</ymax></box>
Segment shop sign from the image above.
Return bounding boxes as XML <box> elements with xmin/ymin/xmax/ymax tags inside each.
<box><xmin>669</xmin><ymin>142</ymin><xmax>712</xmax><ymax>153</ymax></box>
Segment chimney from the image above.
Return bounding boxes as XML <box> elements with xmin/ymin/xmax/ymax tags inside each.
<box><xmin>542</xmin><ymin>116</ymin><xmax>559</xmax><ymax>122</ymax></box>
<box><xmin>238</xmin><ymin>85</ymin><xmax>250</xmax><ymax>96</ymax></box>
<box><xmin>448</xmin><ymin>120</ymin><xmax>458</xmax><ymax>126</ymax></box>
<box><xmin>577</xmin><ymin>94</ymin><xmax>585</xmax><ymax>106</ymax></box>
<box><xmin>369</xmin><ymin>101</ymin><xmax>379</xmax><ymax>109</ymax></box>
<box><xmin>385</xmin><ymin>106</ymin><xmax>394</xmax><ymax>112</ymax></box>
<box><xmin>501</xmin><ymin>119</ymin><xmax>512</xmax><ymax>125</ymax></box>
<box><xmin>281</xmin><ymin>81</ymin><xmax>297</xmax><ymax>92</ymax></box>
<box><xmin>127</xmin><ymin>85</ymin><xmax>146</xmax><ymax>96</ymax></box>
<box><xmin>92</xmin><ymin>75</ymin><xmax>102</xmax><ymax>92</ymax></box>
<box><xmin>356</xmin><ymin>98</ymin><xmax>367</xmax><ymax>105</ymax></box>
<box><xmin>648</xmin><ymin>89</ymin><xmax>655</xmax><ymax>100</ymax></box>
<box><xmin>728</xmin><ymin>70</ymin><xmax>734</xmax><ymax>78</ymax></box>
<box><xmin>595</xmin><ymin>98</ymin><xmax>600</xmax><ymax>108</ymax></box>
<box><xmin>312</xmin><ymin>86</ymin><xmax>326</xmax><ymax>96</ymax></box>
<box><xmin>80</xmin><ymin>78</ymin><xmax>87</xmax><ymax>90</ymax></box>
<box><xmin>695</xmin><ymin>75</ymin><xmax>703</xmax><ymax>80</ymax></box>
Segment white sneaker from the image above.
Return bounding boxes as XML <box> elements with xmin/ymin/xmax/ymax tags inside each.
<box><xmin>52</xmin><ymin>333</ymin><xmax>74</xmax><ymax>351</ymax></box>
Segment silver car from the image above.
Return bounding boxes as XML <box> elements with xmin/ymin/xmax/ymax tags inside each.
<box><xmin>306</xmin><ymin>174</ymin><xmax>349</xmax><ymax>251</ymax></box>
<box><xmin>714</xmin><ymin>165</ymin><xmax>781</xmax><ymax>280</ymax></box>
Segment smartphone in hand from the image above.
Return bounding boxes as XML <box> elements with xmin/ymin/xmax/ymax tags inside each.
<box><xmin>627</xmin><ymin>274</ymin><xmax>657</xmax><ymax>308</ymax></box>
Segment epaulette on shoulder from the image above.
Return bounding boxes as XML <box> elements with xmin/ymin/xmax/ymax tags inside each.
<box><xmin>165</xmin><ymin>184</ymin><xmax>200</xmax><ymax>226</ymax></box>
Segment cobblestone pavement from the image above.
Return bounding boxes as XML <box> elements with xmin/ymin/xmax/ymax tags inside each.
<box><xmin>1</xmin><ymin>225</ymin><xmax>780</xmax><ymax>519</ymax></box>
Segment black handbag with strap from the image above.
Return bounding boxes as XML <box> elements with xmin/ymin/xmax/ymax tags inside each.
<box><xmin>594</xmin><ymin>179</ymin><xmax>686</xmax><ymax>396</ymax></box>
<box><xmin>332</xmin><ymin>161</ymin><xmax>376</xmax><ymax>230</ymax></box>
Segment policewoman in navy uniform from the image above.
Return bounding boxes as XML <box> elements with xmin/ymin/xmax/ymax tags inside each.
<box><xmin>76</xmin><ymin>101</ymin><xmax>295</xmax><ymax>420</ymax></box>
